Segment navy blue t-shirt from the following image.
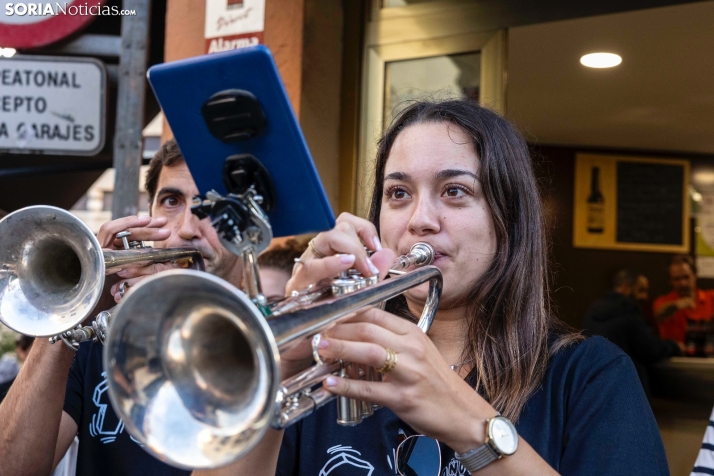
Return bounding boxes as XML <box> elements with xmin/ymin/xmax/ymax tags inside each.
<box><xmin>277</xmin><ymin>337</ymin><xmax>669</xmax><ymax>476</ymax></box>
<box><xmin>64</xmin><ymin>341</ymin><xmax>190</xmax><ymax>476</ymax></box>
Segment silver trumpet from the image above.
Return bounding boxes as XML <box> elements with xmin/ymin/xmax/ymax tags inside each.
<box><xmin>0</xmin><ymin>205</ymin><xmax>204</xmax><ymax>343</ymax></box>
<box><xmin>104</xmin><ymin>242</ymin><xmax>442</xmax><ymax>469</ymax></box>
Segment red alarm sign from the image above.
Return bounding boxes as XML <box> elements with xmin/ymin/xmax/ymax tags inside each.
<box><xmin>0</xmin><ymin>0</ymin><xmax>105</xmax><ymax>49</ymax></box>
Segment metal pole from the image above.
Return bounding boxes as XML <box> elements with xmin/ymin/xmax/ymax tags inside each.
<box><xmin>112</xmin><ymin>0</ymin><xmax>151</xmax><ymax>219</ymax></box>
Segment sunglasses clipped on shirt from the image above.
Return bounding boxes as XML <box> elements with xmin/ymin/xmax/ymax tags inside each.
<box><xmin>396</xmin><ymin>430</ymin><xmax>441</xmax><ymax>476</ymax></box>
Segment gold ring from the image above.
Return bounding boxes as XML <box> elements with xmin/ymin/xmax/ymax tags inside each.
<box><xmin>376</xmin><ymin>348</ymin><xmax>397</xmax><ymax>374</ymax></box>
<box><xmin>309</xmin><ymin>238</ymin><xmax>326</xmax><ymax>259</ymax></box>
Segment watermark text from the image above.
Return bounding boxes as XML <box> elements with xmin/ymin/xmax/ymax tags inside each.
<box><xmin>5</xmin><ymin>3</ymin><xmax>136</xmax><ymax>16</ymax></box>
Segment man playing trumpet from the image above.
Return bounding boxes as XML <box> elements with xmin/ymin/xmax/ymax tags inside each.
<box><xmin>0</xmin><ymin>139</ymin><xmax>245</xmax><ymax>475</ymax></box>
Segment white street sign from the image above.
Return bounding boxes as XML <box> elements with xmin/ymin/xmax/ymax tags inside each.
<box><xmin>0</xmin><ymin>55</ymin><xmax>106</xmax><ymax>155</ymax></box>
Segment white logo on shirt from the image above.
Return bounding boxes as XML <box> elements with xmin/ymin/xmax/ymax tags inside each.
<box><xmin>441</xmin><ymin>457</ymin><xmax>469</xmax><ymax>476</ymax></box>
<box><xmin>319</xmin><ymin>445</ymin><xmax>375</xmax><ymax>476</ymax></box>
<box><xmin>88</xmin><ymin>371</ymin><xmax>142</xmax><ymax>446</ymax></box>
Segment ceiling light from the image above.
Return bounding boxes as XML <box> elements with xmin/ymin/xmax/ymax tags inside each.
<box><xmin>580</xmin><ymin>53</ymin><xmax>622</xmax><ymax>68</ymax></box>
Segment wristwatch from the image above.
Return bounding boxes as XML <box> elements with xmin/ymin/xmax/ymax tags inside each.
<box><xmin>454</xmin><ymin>414</ymin><xmax>518</xmax><ymax>472</ymax></box>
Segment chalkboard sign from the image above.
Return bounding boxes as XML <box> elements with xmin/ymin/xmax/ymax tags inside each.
<box><xmin>616</xmin><ymin>162</ymin><xmax>684</xmax><ymax>245</ymax></box>
<box><xmin>573</xmin><ymin>154</ymin><xmax>689</xmax><ymax>253</ymax></box>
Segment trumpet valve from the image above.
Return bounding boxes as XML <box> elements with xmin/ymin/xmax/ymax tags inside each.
<box><xmin>331</xmin><ymin>269</ymin><xmax>378</xmax><ymax>296</ymax></box>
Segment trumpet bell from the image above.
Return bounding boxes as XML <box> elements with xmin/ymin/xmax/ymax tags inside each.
<box><xmin>104</xmin><ymin>269</ymin><xmax>280</xmax><ymax>469</ymax></box>
<box><xmin>0</xmin><ymin>206</ymin><xmax>104</xmax><ymax>337</ymax></box>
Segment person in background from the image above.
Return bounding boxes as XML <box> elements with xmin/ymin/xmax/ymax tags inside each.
<box><xmin>633</xmin><ymin>274</ymin><xmax>660</xmax><ymax>336</ymax></box>
<box><xmin>654</xmin><ymin>255</ymin><xmax>714</xmax><ymax>344</ymax></box>
<box><xmin>0</xmin><ymin>335</ymin><xmax>34</xmax><ymax>403</ymax></box>
<box><xmin>0</xmin><ymin>138</ymin><xmax>245</xmax><ymax>476</ymax></box>
<box><xmin>257</xmin><ymin>239</ymin><xmax>309</xmax><ymax>303</ymax></box>
<box><xmin>691</xmin><ymin>405</ymin><xmax>714</xmax><ymax>476</ymax></box>
<box><xmin>583</xmin><ymin>269</ymin><xmax>680</xmax><ymax>397</ymax></box>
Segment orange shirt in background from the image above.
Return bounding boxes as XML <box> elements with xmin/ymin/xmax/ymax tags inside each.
<box><xmin>653</xmin><ymin>289</ymin><xmax>714</xmax><ymax>343</ymax></box>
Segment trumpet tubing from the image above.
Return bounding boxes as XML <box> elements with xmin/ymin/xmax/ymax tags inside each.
<box><xmin>0</xmin><ymin>205</ymin><xmax>204</xmax><ymax>339</ymax></box>
<box><xmin>104</xmin><ymin>243</ymin><xmax>442</xmax><ymax>469</ymax></box>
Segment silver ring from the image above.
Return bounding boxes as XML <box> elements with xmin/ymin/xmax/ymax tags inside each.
<box><xmin>292</xmin><ymin>258</ymin><xmax>306</xmax><ymax>277</ymax></box>
<box><xmin>312</xmin><ymin>333</ymin><xmax>324</xmax><ymax>365</ymax></box>
<box><xmin>119</xmin><ymin>281</ymin><xmax>129</xmax><ymax>298</ymax></box>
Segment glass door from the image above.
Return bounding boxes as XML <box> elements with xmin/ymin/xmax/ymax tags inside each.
<box><xmin>384</xmin><ymin>51</ymin><xmax>481</xmax><ymax>124</ymax></box>
<box><xmin>354</xmin><ymin>1</ymin><xmax>506</xmax><ymax>215</ymax></box>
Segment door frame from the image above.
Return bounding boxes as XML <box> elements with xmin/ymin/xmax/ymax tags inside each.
<box><xmin>352</xmin><ymin>0</ymin><xmax>507</xmax><ymax>215</ymax></box>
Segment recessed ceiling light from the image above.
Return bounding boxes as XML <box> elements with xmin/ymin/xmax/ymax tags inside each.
<box><xmin>580</xmin><ymin>53</ymin><xmax>622</xmax><ymax>68</ymax></box>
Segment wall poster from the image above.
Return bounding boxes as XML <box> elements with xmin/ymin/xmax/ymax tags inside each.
<box><xmin>573</xmin><ymin>154</ymin><xmax>690</xmax><ymax>253</ymax></box>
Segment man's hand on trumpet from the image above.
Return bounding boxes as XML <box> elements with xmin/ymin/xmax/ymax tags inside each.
<box><xmin>97</xmin><ymin>215</ymin><xmax>174</xmax><ymax>303</ymax></box>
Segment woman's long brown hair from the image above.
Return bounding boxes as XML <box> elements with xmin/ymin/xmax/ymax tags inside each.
<box><xmin>368</xmin><ymin>100</ymin><xmax>582</xmax><ymax>421</ymax></box>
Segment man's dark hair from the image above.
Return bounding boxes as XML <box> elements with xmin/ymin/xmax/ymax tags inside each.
<box><xmin>145</xmin><ymin>138</ymin><xmax>185</xmax><ymax>207</ymax></box>
<box><xmin>14</xmin><ymin>334</ymin><xmax>34</xmax><ymax>352</ymax></box>
<box><xmin>612</xmin><ymin>269</ymin><xmax>639</xmax><ymax>289</ymax></box>
<box><xmin>670</xmin><ymin>254</ymin><xmax>696</xmax><ymax>275</ymax></box>
<box><xmin>257</xmin><ymin>239</ymin><xmax>308</xmax><ymax>274</ymax></box>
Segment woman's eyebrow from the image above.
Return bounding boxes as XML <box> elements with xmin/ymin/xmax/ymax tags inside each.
<box><xmin>384</xmin><ymin>172</ymin><xmax>410</xmax><ymax>181</ymax></box>
<box><xmin>435</xmin><ymin>169</ymin><xmax>479</xmax><ymax>181</ymax></box>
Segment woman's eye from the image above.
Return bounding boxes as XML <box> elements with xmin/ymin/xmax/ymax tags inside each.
<box><xmin>386</xmin><ymin>187</ymin><xmax>409</xmax><ymax>200</ymax></box>
<box><xmin>444</xmin><ymin>186</ymin><xmax>466</xmax><ymax>197</ymax></box>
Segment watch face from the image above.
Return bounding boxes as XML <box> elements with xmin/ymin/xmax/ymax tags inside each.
<box><xmin>488</xmin><ymin>417</ymin><xmax>518</xmax><ymax>455</ymax></box>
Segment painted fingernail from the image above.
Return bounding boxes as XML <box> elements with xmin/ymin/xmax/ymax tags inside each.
<box><xmin>366</xmin><ymin>257</ymin><xmax>379</xmax><ymax>276</ymax></box>
<box><xmin>325</xmin><ymin>376</ymin><xmax>338</xmax><ymax>387</ymax></box>
<box><xmin>373</xmin><ymin>236</ymin><xmax>382</xmax><ymax>251</ymax></box>
<box><xmin>318</xmin><ymin>339</ymin><xmax>329</xmax><ymax>349</ymax></box>
<box><xmin>339</xmin><ymin>254</ymin><xmax>356</xmax><ymax>265</ymax></box>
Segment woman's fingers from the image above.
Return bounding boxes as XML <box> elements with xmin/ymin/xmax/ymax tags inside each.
<box><xmin>98</xmin><ymin>215</ymin><xmax>169</xmax><ymax>248</ymax></box>
<box><xmin>286</xmin><ymin>253</ymin><xmax>357</xmax><ymax>295</ymax></box>
<box><xmin>325</xmin><ymin>321</ymin><xmax>401</xmax><ymax>349</ymax></box>
<box><xmin>310</xmin><ymin>226</ymin><xmax>377</xmax><ymax>277</ymax></box>
<box><xmin>323</xmin><ymin>374</ymin><xmax>395</xmax><ymax>409</ymax></box>
<box><xmin>317</xmin><ymin>337</ymin><xmax>394</xmax><ymax>370</ymax></box>
<box><xmin>368</xmin><ymin>248</ymin><xmax>396</xmax><ymax>279</ymax></box>
<box><xmin>335</xmin><ymin>213</ymin><xmax>382</xmax><ymax>252</ymax></box>
<box><xmin>340</xmin><ymin>307</ymin><xmax>414</xmax><ymax>335</ymax></box>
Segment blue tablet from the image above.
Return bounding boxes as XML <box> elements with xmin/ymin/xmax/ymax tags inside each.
<box><xmin>147</xmin><ymin>46</ymin><xmax>335</xmax><ymax>239</ymax></box>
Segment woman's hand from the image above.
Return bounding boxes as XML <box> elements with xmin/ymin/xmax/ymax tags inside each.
<box><xmin>286</xmin><ymin>213</ymin><xmax>393</xmax><ymax>294</ymax></box>
<box><xmin>280</xmin><ymin>213</ymin><xmax>395</xmax><ymax>379</ymax></box>
<box><xmin>316</xmin><ymin>307</ymin><xmax>496</xmax><ymax>454</ymax></box>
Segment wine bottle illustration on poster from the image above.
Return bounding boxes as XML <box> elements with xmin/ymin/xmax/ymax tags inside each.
<box><xmin>587</xmin><ymin>166</ymin><xmax>604</xmax><ymax>234</ymax></box>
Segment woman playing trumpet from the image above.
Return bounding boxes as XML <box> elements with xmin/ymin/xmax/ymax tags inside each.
<box><xmin>199</xmin><ymin>100</ymin><xmax>668</xmax><ymax>475</ymax></box>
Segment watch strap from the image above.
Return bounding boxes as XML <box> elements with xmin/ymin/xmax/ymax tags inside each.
<box><xmin>454</xmin><ymin>443</ymin><xmax>499</xmax><ymax>473</ymax></box>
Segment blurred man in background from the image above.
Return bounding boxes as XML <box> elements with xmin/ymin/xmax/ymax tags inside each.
<box><xmin>584</xmin><ymin>268</ymin><xmax>681</xmax><ymax>396</ymax></box>
<box><xmin>0</xmin><ymin>335</ymin><xmax>34</xmax><ymax>403</ymax></box>
<box><xmin>257</xmin><ymin>238</ymin><xmax>308</xmax><ymax>303</ymax></box>
<box><xmin>654</xmin><ymin>255</ymin><xmax>714</xmax><ymax>344</ymax></box>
